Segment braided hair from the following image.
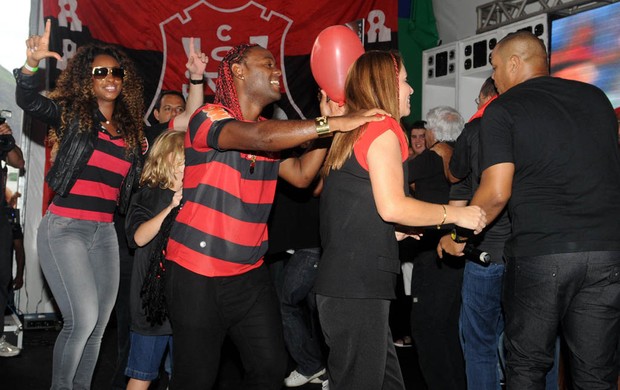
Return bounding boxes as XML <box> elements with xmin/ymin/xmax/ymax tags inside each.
<box><xmin>214</xmin><ymin>43</ymin><xmax>258</xmax><ymax>120</ymax></box>
<box><xmin>140</xmin><ymin>202</ymin><xmax>182</xmax><ymax>326</ymax></box>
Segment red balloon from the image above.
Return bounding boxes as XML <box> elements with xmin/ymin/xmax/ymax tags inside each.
<box><xmin>310</xmin><ymin>25</ymin><xmax>365</xmax><ymax>104</ymax></box>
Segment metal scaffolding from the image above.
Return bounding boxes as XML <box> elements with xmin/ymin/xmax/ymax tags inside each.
<box><xmin>476</xmin><ymin>0</ymin><xmax>619</xmax><ymax>33</ymax></box>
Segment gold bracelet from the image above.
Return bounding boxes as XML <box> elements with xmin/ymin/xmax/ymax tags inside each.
<box><xmin>437</xmin><ymin>204</ymin><xmax>447</xmax><ymax>229</ymax></box>
<box><xmin>315</xmin><ymin>116</ymin><xmax>330</xmax><ymax>137</ymax></box>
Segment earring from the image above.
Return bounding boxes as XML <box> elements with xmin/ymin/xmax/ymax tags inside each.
<box><xmin>237</xmin><ymin>74</ymin><xmax>244</xmax><ymax>80</ymax></box>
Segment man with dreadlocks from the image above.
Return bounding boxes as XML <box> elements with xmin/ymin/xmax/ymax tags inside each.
<box><xmin>163</xmin><ymin>43</ymin><xmax>389</xmax><ymax>389</ymax></box>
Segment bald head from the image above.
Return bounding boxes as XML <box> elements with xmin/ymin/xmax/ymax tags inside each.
<box><xmin>491</xmin><ymin>31</ymin><xmax>549</xmax><ymax>93</ymax></box>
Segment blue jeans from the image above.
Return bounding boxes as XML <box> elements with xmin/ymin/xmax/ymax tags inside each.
<box><xmin>37</xmin><ymin>212</ymin><xmax>120</xmax><ymax>390</ymax></box>
<box><xmin>280</xmin><ymin>247</ymin><xmax>325</xmax><ymax>376</ymax></box>
<box><xmin>460</xmin><ymin>261</ymin><xmax>505</xmax><ymax>390</ymax></box>
<box><xmin>460</xmin><ymin>261</ymin><xmax>565</xmax><ymax>390</ymax></box>
<box><xmin>125</xmin><ymin>332</ymin><xmax>172</xmax><ymax>381</ymax></box>
<box><xmin>503</xmin><ymin>252</ymin><xmax>620</xmax><ymax>389</ymax></box>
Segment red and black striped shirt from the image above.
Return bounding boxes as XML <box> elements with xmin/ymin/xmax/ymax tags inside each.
<box><xmin>166</xmin><ymin>104</ymin><xmax>280</xmax><ymax>277</ymax></box>
<box><xmin>48</xmin><ymin>128</ymin><xmax>131</xmax><ymax>222</ymax></box>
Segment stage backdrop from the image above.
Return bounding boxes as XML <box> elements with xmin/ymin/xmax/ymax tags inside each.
<box><xmin>42</xmin><ymin>0</ymin><xmax>397</xmax><ymax>122</ymax></box>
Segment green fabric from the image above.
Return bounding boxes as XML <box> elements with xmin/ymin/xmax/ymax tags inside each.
<box><xmin>398</xmin><ymin>0</ymin><xmax>439</xmax><ymax>125</ymax></box>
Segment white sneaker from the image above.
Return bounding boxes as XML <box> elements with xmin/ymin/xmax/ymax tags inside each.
<box><xmin>284</xmin><ymin>368</ymin><xmax>326</xmax><ymax>387</ymax></box>
<box><xmin>0</xmin><ymin>335</ymin><xmax>21</xmax><ymax>357</ymax></box>
<box><xmin>321</xmin><ymin>379</ymin><xmax>329</xmax><ymax>390</ymax></box>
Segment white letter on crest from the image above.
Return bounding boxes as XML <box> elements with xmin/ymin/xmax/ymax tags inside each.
<box><xmin>249</xmin><ymin>36</ymin><xmax>268</xmax><ymax>48</ymax></box>
<box><xmin>367</xmin><ymin>10</ymin><xmax>391</xmax><ymax>43</ymax></box>
<box><xmin>56</xmin><ymin>39</ymin><xmax>77</xmax><ymax>70</ymax></box>
<box><xmin>217</xmin><ymin>25</ymin><xmax>232</xmax><ymax>42</ymax></box>
<box><xmin>58</xmin><ymin>0</ymin><xmax>83</xmax><ymax>32</ymax></box>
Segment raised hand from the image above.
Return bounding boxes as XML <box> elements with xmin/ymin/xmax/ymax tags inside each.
<box><xmin>319</xmin><ymin>89</ymin><xmax>345</xmax><ymax>118</ymax></box>
<box><xmin>24</xmin><ymin>19</ymin><xmax>62</xmax><ymax>70</ymax></box>
<box><xmin>186</xmin><ymin>37</ymin><xmax>208</xmax><ymax>79</ymax></box>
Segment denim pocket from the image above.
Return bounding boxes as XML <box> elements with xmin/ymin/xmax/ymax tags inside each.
<box><xmin>513</xmin><ymin>262</ymin><xmax>558</xmax><ymax>314</ymax></box>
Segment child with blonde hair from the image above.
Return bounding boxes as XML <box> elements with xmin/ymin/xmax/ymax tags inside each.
<box><xmin>125</xmin><ymin>130</ymin><xmax>184</xmax><ymax>389</ymax></box>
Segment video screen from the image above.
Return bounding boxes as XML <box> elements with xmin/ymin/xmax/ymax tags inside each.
<box><xmin>550</xmin><ymin>2</ymin><xmax>620</xmax><ymax>108</ymax></box>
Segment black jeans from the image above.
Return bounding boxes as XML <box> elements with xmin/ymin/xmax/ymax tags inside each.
<box><xmin>0</xmin><ymin>211</ymin><xmax>12</xmax><ymax>331</ymax></box>
<box><xmin>503</xmin><ymin>252</ymin><xmax>620</xmax><ymax>389</ymax></box>
<box><xmin>410</xmin><ymin>249</ymin><xmax>466</xmax><ymax>390</ymax></box>
<box><xmin>111</xmin><ymin>212</ymin><xmax>133</xmax><ymax>389</ymax></box>
<box><xmin>166</xmin><ymin>262</ymin><xmax>287</xmax><ymax>390</ymax></box>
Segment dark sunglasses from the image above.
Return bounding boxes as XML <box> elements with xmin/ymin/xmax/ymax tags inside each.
<box><xmin>92</xmin><ymin>66</ymin><xmax>125</xmax><ymax>80</ymax></box>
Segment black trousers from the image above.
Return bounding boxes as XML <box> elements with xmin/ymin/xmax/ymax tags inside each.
<box><xmin>111</xmin><ymin>212</ymin><xmax>133</xmax><ymax>389</ymax></box>
<box><xmin>0</xmin><ymin>211</ymin><xmax>12</xmax><ymax>331</ymax></box>
<box><xmin>317</xmin><ymin>295</ymin><xmax>405</xmax><ymax>390</ymax></box>
<box><xmin>166</xmin><ymin>262</ymin><xmax>287</xmax><ymax>390</ymax></box>
<box><xmin>503</xmin><ymin>252</ymin><xmax>620</xmax><ymax>390</ymax></box>
<box><xmin>410</xmin><ymin>249</ymin><xmax>466</xmax><ymax>390</ymax></box>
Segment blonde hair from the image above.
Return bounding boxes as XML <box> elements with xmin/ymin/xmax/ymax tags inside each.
<box><xmin>140</xmin><ymin>130</ymin><xmax>185</xmax><ymax>189</ymax></box>
<box><xmin>321</xmin><ymin>51</ymin><xmax>403</xmax><ymax>176</ymax></box>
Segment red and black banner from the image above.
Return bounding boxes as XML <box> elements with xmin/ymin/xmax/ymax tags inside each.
<box><xmin>42</xmin><ymin>0</ymin><xmax>397</xmax><ymax>122</ymax></box>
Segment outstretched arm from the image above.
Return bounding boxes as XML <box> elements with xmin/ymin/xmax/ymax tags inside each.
<box><xmin>217</xmin><ymin>108</ymin><xmax>388</xmax><ymax>152</ymax></box>
<box><xmin>368</xmin><ymin>130</ymin><xmax>486</xmax><ymax>232</ymax></box>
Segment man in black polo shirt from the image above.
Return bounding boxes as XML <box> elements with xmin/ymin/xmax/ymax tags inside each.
<box><xmin>444</xmin><ymin>30</ymin><xmax>620</xmax><ymax>389</ymax></box>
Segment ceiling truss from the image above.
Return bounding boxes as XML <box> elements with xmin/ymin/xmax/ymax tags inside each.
<box><xmin>476</xmin><ymin>0</ymin><xmax>619</xmax><ymax>33</ymax></box>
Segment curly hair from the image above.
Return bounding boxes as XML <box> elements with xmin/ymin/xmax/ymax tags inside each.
<box><xmin>140</xmin><ymin>130</ymin><xmax>185</xmax><ymax>189</ymax></box>
<box><xmin>214</xmin><ymin>43</ymin><xmax>258</xmax><ymax>120</ymax></box>
<box><xmin>47</xmin><ymin>42</ymin><xmax>144</xmax><ymax>155</ymax></box>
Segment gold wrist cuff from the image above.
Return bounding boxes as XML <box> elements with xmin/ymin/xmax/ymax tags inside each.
<box><xmin>315</xmin><ymin>116</ymin><xmax>330</xmax><ymax>137</ymax></box>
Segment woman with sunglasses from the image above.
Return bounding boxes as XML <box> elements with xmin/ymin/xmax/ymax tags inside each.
<box><xmin>15</xmin><ymin>20</ymin><xmax>143</xmax><ymax>389</ymax></box>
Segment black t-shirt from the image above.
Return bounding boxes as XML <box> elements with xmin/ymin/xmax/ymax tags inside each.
<box><xmin>267</xmin><ymin>147</ymin><xmax>321</xmax><ymax>254</ymax></box>
<box><xmin>408</xmin><ymin>148</ymin><xmax>450</xmax><ymax>204</ymax></box>
<box><xmin>480</xmin><ymin>76</ymin><xmax>620</xmax><ymax>257</ymax></box>
<box><xmin>449</xmin><ymin>121</ymin><xmax>475</xmax><ymax>182</ymax></box>
<box><xmin>267</xmin><ymin>178</ymin><xmax>320</xmax><ymax>255</ymax></box>
<box><xmin>125</xmin><ymin>186</ymin><xmax>174</xmax><ymax>335</ymax></box>
<box><xmin>450</xmin><ymin>118</ymin><xmax>511</xmax><ymax>263</ymax></box>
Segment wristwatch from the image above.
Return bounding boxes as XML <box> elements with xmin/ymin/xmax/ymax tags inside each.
<box><xmin>450</xmin><ymin>228</ymin><xmax>468</xmax><ymax>243</ymax></box>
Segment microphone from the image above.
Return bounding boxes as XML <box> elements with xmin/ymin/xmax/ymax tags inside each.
<box><xmin>463</xmin><ymin>244</ymin><xmax>491</xmax><ymax>264</ymax></box>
